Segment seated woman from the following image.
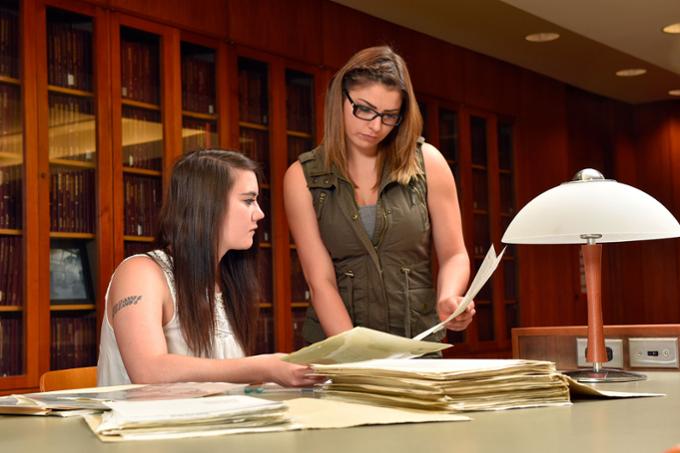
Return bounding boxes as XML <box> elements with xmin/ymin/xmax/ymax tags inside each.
<box><xmin>97</xmin><ymin>149</ymin><xmax>319</xmax><ymax>387</ymax></box>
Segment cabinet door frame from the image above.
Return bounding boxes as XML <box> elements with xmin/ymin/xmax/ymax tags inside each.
<box><xmin>34</xmin><ymin>0</ymin><xmax>112</xmax><ymax>386</ymax></box>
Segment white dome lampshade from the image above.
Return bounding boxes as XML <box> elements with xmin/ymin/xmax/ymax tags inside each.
<box><xmin>502</xmin><ymin>168</ymin><xmax>680</xmax><ymax>245</ymax></box>
<box><xmin>501</xmin><ymin>169</ymin><xmax>680</xmax><ymax>383</ymax></box>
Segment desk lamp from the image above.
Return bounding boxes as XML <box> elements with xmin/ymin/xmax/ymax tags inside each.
<box><xmin>502</xmin><ymin>169</ymin><xmax>680</xmax><ymax>382</ymax></box>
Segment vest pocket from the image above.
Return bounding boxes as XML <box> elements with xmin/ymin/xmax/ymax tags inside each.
<box><xmin>405</xmin><ymin>286</ymin><xmax>443</xmax><ymax>342</ymax></box>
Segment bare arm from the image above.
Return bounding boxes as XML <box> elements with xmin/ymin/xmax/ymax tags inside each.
<box><xmin>283</xmin><ymin>161</ymin><xmax>353</xmax><ymax>336</ymax></box>
<box><xmin>422</xmin><ymin>143</ymin><xmax>474</xmax><ymax>330</ymax></box>
<box><xmin>108</xmin><ymin>256</ymin><xmax>319</xmax><ymax>386</ymax></box>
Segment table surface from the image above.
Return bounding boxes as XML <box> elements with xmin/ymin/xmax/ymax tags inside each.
<box><xmin>2</xmin><ymin>372</ymin><xmax>679</xmax><ymax>453</ymax></box>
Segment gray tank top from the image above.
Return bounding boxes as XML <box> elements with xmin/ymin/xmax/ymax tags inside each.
<box><xmin>359</xmin><ymin>204</ymin><xmax>377</xmax><ymax>240</ymax></box>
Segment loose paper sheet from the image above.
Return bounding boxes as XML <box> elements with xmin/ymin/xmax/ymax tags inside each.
<box><xmin>283</xmin><ymin>327</ymin><xmax>451</xmax><ymax>365</ymax></box>
<box><xmin>413</xmin><ymin>245</ymin><xmax>505</xmax><ymax>341</ymax></box>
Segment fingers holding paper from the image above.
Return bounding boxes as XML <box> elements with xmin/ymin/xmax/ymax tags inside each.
<box><xmin>437</xmin><ymin>296</ymin><xmax>476</xmax><ymax>331</ymax></box>
<box><xmin>252</xmin><ymin>354</ymin><xmax>325</xmax><ymax>387</ymax></box>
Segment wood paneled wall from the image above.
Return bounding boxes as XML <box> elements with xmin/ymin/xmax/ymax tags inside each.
<box><xmin>80</xmin><ymin>0</ymin><xmax>680</xmax><ymax>329</ymax></box>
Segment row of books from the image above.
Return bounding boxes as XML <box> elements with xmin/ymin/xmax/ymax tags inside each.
<box><xmin>0</xmin><ymin>236</ymin><xmax>21</xmax><ymax>305</ymax></box>
<box><xmin>123</xmin><ymin>174</ymin><xmax>162</xmax><ymax>237</ymax></box>
<box><xmin>124</xmin><ymin>241</ymin><xmax>155</xmax><ymax>258</ymax></box>
<box><xmin>0</xmin><ymin>8</ymin><xmax>19</xmax><ymax>78</ymax></box>
<box><xmin>285</xmin><ymin>75</ymin><xmax>314</xmax><ymax>133</ymax></box>
<box><xmin>0</xmin><ymin>164</ymin><xmax>21</xmax><ymax>229</ymax></box>
<box><xmin>239</xmin><ymin>127</ymin><xmax>270</xmax><ymax>177</ymax></box>
<box><xmin>291</xmin><ymin>308</ymin><xmax>306</xmax><ymax>351</ymax></box>
<box><xmin>254</xmin><ymin>310</ymin><xmax>273</xmax><ymax>354</ymax></box>
<box><xmin>120</xmin><ymin>38</ymin><xmax>160</xmax><ymax>104</ymax></box>
<box><xmin>122</xmin><ymin>106</ymin><xmax>163</xmax><ymax>170</ymax></box>
<box><xmin>287</xmin><ymin>135</ymin><xmax>313</xmax><ymax>166</ymax></box>
<box><xmin>0</xmin><ymin>314</ymin><xmax>22</xmax><ymax>376</ymax></box>
<box><xmin>49</xmin><ymin>168</ymin><xmax>96</xmax><ymax>233</ymax></box>
<box><xmin>47</xmin><ymin>20</ymin><xmax>92</xmax><ymax>91</ymax></box>
<box><xmin>181</xmin><ymin>118</ymin><xmax>216</xmax><ymax>153</ymax></box>
<box><xmin>0</xmin><ymin>83</ymin><xmax>21</xmax><ymax>149</ymax></box>
<box><xmin>238</xmin><ymin>63</ymin><xmax>268</xmax><ymax>125</ymax></box>
<box><xmin>290</xmin><ymin>251</ymin><xmax>310</xmax><ymax>302</ymax></box>
<box><xmin>257</xmin><ymin>251</ymin><xmax>272</xmax><ymax>303</ymax></box>
<box><xmin>50</xmin><ymin>312</ymin><xmax>97</xmax><ymax>370</ymax></box>
<box><xmin>48</xmin><ymin>93</ymin><xmax>95</xmax><ymax>161</ymax></box>
<box><xmin>181</xmin><ymin>55</ymin><xmax>215</xmax><ymax>114</ymax></box>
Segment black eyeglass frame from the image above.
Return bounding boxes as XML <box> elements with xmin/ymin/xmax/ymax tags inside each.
<box><xmin>343</xmin><ymin>89</ymin><xmax>403</xmax><ymax>127</ymax></box>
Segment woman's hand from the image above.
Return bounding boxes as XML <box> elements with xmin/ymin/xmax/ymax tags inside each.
<box><xmin>251</xmin><ymin>354</ymin><xmax>325</xmax><ymax>387</ymax></box>
<box><xmin>437</xmin><ymin>296</ymin><xmax>475</xmax><ymax>331</ymax></box>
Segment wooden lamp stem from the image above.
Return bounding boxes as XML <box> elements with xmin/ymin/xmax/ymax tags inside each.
<box><xmin>582</xmin><ymin>242</ymin><xmax>606</xmax><ymax>368</ymax></box>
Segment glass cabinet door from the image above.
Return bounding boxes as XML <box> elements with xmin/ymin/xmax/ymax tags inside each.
<box><xmin>45</xmin><ymin>7</ymin><xmax>98</xmax><ymax>370</ymax></box>
<box><xmin>285</xmin><ymin>69</ymin><xmax>315</xmax><ymax>349</ymax></box>
<box><xmin>119</xmin><ymin>26</ymin><xmax>163</xmax><ymax>258</ymax></box>
<box><xmin>0</xmin><ymin>0</ymin><xmax>23</xmax><ymax>376</ymax></box>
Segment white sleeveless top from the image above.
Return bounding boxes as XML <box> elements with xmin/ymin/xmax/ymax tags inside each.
<box><xmin>96</xmin><ymin>250</ymin><xmax>245</xmax><ymax>386</ymax></box>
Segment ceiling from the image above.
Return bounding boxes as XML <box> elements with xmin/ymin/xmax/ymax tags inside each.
<box><xmin>330</xmin><ymin>0</ymin><xmax>680</xmax><ymax>104</ymax></box>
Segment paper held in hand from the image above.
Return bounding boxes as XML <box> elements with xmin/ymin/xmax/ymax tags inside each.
<box><xmin>412</xmin><ymin>245</ymin><xmax>505</xmax><ymax>341</ymax></box>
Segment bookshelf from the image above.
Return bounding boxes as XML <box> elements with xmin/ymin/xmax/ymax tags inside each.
<box><xmin>44</xmin><ymin>8</ymin><xmax>98</xmax><ymax>371</ymax></box>
<box><xmin>237</xmin><ymin>56</ymin><xmax>274</xmax><ymax>354</ymax></box>
<box><xmin>118</xmin><ymin>25</ymin><xmax>163</xmax><ymax>258</ymax></box>
<box><xmin>0</xmin><ymin>0</ymin><xmax>23</xmax><ymax>378</ymax></box>
<box><xmin>0</xmin><ymin>1</ymin><xmax>528</xmax><ymax>394</ymax></box>
<box><xmin>181</xmin><ymin>41</ymin><xmax>218</xmax><ymax>153</ymax></box>
<box><xmin>455</xmin><ymin>110</ymin><xmax>519</xmax><ymax>355</ymax></box>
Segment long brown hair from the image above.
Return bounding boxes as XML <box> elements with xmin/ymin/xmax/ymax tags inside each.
<box><xmin>322</xmin><ymin>45</ymin><xmax>423</xmax><ymax>185</ymax></box>
<box><xmin>157</xmin><ymin>149</ymin><xmax>260</xmax><ymax>356</ymax></box>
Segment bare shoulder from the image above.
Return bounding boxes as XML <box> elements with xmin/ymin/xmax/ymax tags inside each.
<box><xmin>420</xmin><ymin>142</ymin><xmax>451</xmax><ymax>177</ymax></box>
<box><xmin>284</xmin><ymin>160</ymin><xmax>305</xmax><ymax>188</ymax></box>
<box><xmin>109</xmin><ymin>255</ymin><xmax>167</xmax><ymax>296</ymax></box>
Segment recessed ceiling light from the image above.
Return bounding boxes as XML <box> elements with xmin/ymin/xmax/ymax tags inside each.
<box><xmin>525</xmin><ymin>32</ymin><xmax>560</xmax><ymax>43</ymax></box>
<box><xmin>615</xmin><ymin>68</ymin><xmax>647</xmax><ymax>77</ymax></box>
<box><xmin>669</xmin><ymin>89</ymin><xmax>680</xmax><ymax>96</ymax></box>
<box><xmin>662</xmin><ymin>23</ymin><xmax>680</xmax><ymax>34</ymax></box>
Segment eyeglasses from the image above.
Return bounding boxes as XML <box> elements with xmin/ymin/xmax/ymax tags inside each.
<box><xmin>344</xmin><ymin>90</ymin><xmax>402</xmax><ymax>126</ymax></box>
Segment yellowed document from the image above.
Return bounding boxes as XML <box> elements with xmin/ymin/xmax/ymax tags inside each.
<box><xmin>283</xmin><ymin>326</ymin><xmax>451</xmax><ymax>365</ymax></box>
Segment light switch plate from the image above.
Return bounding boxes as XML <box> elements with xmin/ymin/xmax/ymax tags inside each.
<box><xmin>576</xmin><ymin>338</ymin><xmax>624</xmax><ymax>368</ymax></box>
<box><xmin>629</xmin><ymin>337</ymin><xmax>679</xmax><ymax>368</ymax></box>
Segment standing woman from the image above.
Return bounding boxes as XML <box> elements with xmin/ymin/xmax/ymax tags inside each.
<box><xmin>284</xmin><ymin>46</ymin><xmax>473</xmax><ymax>344</ymax></box>
<box><xmin>98</xmin><ymin>149</ymin><xmax>319</xmax><ymax>386</ymax></box>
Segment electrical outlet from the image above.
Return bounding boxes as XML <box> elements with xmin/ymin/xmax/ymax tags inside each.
<box><xmin>576</xmin><ymin>338</ymin><xmax>624</xmax><ymax>368</ymax></box>
<box><xmin>629</xmin><ymin>337</ymin><xmax>679</xmax><ymax>368</ymax></box>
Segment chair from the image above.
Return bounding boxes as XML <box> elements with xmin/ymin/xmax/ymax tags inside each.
<box><xmin>39</xmin><ymin>366</ymin><xmax>97</xmax><ymax>392</ymax></box>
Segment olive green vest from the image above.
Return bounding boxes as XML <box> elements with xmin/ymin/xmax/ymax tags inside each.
<box><xmin>299</xmin><ymin>141</ymin><xmax>445</xmax><ymax>344</ymax></box>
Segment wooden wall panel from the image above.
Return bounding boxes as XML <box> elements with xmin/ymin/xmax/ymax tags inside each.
<box><xmin>513</xmin><ymin>71</ymin><xmax>581</xmax><ymax>328</ymax></box>
<box><xmin>228</xmin><ymin>0</ymin><xmax>322</xmax><ymax>64</ymax></box>
<box><xmin>321</xmin><ymin>1</ymin><xmax>398</xmax><ymax>71</ymax></box>
<box><xmin>462</xmin><ymin>49</ymin><xmax>520</xmax><ymax>116</ymax></box>
<box><xmin>109</xmin><ymin>0</ymin><xmax>228</xmax><ymax>38</ymax></box>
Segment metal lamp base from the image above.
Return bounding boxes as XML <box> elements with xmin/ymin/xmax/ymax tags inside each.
<box><xmin>565</xmin><ymin>368</ymin><xmax>646</xmax><ymax>383</ymax></box>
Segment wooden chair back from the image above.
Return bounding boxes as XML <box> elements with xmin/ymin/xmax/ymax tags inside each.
<box><xmin>39</xmin><ymin>366</ymin><xmax>97</xmax><ymax>392</ymax></box>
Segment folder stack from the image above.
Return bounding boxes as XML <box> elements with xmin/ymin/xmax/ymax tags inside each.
<box><xmin>314</xmin><ymin>358</ymin><xmax>571</xmax><ymax>412</ymax></box>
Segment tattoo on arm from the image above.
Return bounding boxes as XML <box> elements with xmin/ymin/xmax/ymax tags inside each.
<box><xmin>112</xmin><ymin>295</ymin><xmax>142</xmax><ymax>318</ymax></box>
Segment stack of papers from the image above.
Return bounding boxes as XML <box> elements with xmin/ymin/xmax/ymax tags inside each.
<box><xmin>85</xmin><ymin>395</ymin><xmax>292</xmax><ymax>441</ymax></box>
<box><xmin>314</xmin><ymin>359</ymin><xmax>572</xmax><ymax>412</ymax></box>
<box><xmin>0</xmin><ymin>382</ymin><xmax>247</xmax><ymax>416</ymax></box>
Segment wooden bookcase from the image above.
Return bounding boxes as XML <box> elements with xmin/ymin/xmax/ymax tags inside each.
<box><xmin>0</xmin><ymin>0</ymin><xmax>523</xmax><ymax>394</ymax></box>
<box><xmin>419</xmin><ymin>97</ymin><xmax>520</xmax><ymax>357</ymax></box>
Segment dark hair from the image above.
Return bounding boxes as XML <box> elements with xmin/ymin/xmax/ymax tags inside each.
<box><xmin>157</xmin><ymin>149</ymin><xmax>260</xmax><ymax>356</ymax></box>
